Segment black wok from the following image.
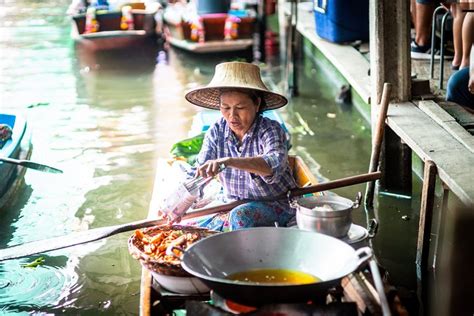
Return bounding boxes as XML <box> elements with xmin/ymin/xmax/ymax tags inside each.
<box><xmin>171</xmin><ymin>227</ymin><xmax>372</xmax><ymax>306</ymax></box>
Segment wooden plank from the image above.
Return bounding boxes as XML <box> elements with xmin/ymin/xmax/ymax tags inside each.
<box><xmin>139</xmin><ymin>269</ymin><xmax>152</xmax><ymax>316</ymax></box>
<box><xmin>285</xmin><ymin>3</ymin><xmax>371</xmax><ymax>104</ymax></box>
<box><xmin>418</xmin><ymin>100</ymin><xmax>474</xmax><ymax>153</ymax></box>
<box><xmin>418</xmin><ymin>100</ymin><xmax>456</xmax><ymax>122</ymax></box>
<box><xmin>416</xmin><ymin>160</ymin><xmax>437</xmax><ymax>314</ymax></box>
<box><xmin>386</xmin><ymin>102</ymin><xmax>474</xmax><ymax>207</ymax></box>
<box><xmin>438</xmin><ymin>101</ymin><xmax>474</xmax><ymax>125</ymax></box>
<box><xmin>168</xmin><ymin>38</ymin><xmax>253</xmax><ymax>53</ymax></box>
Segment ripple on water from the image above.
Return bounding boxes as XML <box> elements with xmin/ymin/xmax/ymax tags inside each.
<box><xmin>0</xmin><ymin>258</ymin><xmax>81</xmax><ymax>312</ymax></box>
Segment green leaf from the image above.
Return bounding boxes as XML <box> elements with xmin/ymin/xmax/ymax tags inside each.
<box><xmin>21</xmin><ymin>257</ymin><xmax>45</xmax><ymax>268</ymax></box>
<box><xmin>170</xmin><ymin>133</ymin><xmax>205</xmax><ymax>165</ymax></box>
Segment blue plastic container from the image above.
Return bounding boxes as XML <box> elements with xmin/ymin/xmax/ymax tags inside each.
<box><xmin>313</xmin><ymin>0</ymin><xmax>369</xmax><ymax>43</ymax></box>
<box><xmin>196</xmin><ymin>0</ymin><xmax>231</xmax><ymax>15</ymax></box>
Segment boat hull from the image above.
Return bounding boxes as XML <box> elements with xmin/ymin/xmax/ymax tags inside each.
<box><xmin>0</xmin><ymin>113</ymin><xmax>32</xmax><ymax>210</ymax></box>
<box><xmin>73</xmin><ymin>29</ymin><xmax>156</xmax><ymax>52</ymax></box>
<box><xmin>168</xmin><ymin>37</ymin><xmax>252</xmax><ymax>53</ymax></box>
<box><xmin>163</xmin><ymin>9</ymin><xmax>255</xmax><ymax>54</ymax></box>
<box><xmin>71</xmin><ymin>9</ymin><xmax>160</xmax><ymax>52</ymax></box>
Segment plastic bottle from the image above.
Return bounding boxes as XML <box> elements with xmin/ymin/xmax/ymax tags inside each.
<box><xmin>160</xmin><ymin>164</ymin><xmax>225</xmax><ymax>222</ymax></box>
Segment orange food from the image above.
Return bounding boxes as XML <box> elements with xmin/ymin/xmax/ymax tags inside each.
<box><xmin>133</xmin><ymin>228</ymin><xmax>200</xmax><ymax>265</ymax></box>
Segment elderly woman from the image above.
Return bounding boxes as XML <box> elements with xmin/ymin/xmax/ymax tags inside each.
<box><xmin>184</xmin><ymin>62</ymin><xmax>296</xmax><ymax>232</ymax></box>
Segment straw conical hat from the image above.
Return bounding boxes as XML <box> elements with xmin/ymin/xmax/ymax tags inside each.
<box><xmin>185</xmin><ymin>62</ymin><xmax>288</xmax><ymax>111</ymax></box>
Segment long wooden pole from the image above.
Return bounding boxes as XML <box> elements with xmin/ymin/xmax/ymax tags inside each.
<box><xmin>0</xmin><ymin>171</ymin><xmax>381</xmax><ymax>261</ymax></box>
<box><xmin>365</xmin><ymin>82</ymin><xmax>392</xmax><ymax>208</ymax></box>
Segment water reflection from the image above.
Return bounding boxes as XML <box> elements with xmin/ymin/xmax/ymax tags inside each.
<box><xmin>74</xmin><ymin>43</ymin><xmax>161</xmax><ymax>74</ymax></box>
<box><xmin>0</xmin><ymin>184</ymin><xmax>33</xmax><ymax>249</ymax></box>
<box><xmin>0</xmin><ymin>255</ymin><xmax>80</xmax><ymax>313</ymax></box>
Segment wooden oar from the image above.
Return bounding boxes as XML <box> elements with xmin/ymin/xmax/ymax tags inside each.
<box><xmin>0</xmin><ymin>157</ymin><xmax>63</xmax><ymax>174</ymax></box>
<box><xmin>0</xmin><ymin>171</ymin><xmax>381</xmax><ymax>261</ymax></box>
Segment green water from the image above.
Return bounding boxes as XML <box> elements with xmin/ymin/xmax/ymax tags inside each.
<box><xmin>0</xmin><ymin>1</ymin><xmax>421</xmax><ymax>314</ymax></box>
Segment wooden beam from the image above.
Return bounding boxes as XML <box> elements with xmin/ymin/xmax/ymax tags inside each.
<box><xmin>416</xmin><ymin>160</ymin><xmax>437</xmax><ymax>315</ymax></box>
<box><xmin>418</xmin><ymin>100</ymin><xmax>474</xmax><ymax>153</ymax></box>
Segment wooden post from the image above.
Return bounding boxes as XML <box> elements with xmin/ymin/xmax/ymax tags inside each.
<box><xmin>369</xmin><ymin>0</ymin><xmax>412</xmax><ymax>193</ymax></box>
<box><xmin>416</xmin><ymin>160</ymin><xmax>437</xmax><ymax>316</ymax></box>
<box><xmin>256</xmin><ymin>0</ymin><xmax>267</xmax><ymax>63</ymax></box>
<box><xmin>432</xmin><ymin>184</ymin><xmax>449</xmax><ymax>273</ymax></box>
<box><xmin>290</xmin><ymin>0</ymin><xmax>299</xmax><ymax>96</ymax></box>
<box><xmin>284</xmin><ymin>0</ymin><xmax>299</xmax><ymax>97</ymax></box>
<box><xmin>369</xmin><ymin>0</ymin><xmax>411</xmax><ymax>103</ymax></box>
<box><xmin>278</xmin><ymin>0</ymin><xmax>289</xmax><ymax>62</ymax></box>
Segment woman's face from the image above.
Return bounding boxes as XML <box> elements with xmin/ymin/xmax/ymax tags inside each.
<box><xmin>219</xmin><ymin>91</ymin><xmax>260</xmax><ymax>140</ymax></box>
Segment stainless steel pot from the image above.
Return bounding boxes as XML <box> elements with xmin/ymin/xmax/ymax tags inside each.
<box><xmin>169</xmin><ymin>227</ymin><xmax>372</xmax><ymax>306</ymax></box>
<box><xmin>293</xmin><ymin>193</ymin><xmax>361</xmax><ymax>237</ymax></box>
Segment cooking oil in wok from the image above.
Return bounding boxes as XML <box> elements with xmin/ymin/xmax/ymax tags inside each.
<box><xmin>226</xmin><ymin>269</ymin><xmax>320</xmax><ymax>285</ymax></box>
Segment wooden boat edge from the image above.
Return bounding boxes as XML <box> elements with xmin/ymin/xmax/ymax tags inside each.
<box><xmin>168</xmin><ymin>37</ymin><xmax>253</xmax><ymax>53</ymax></box>
<box><xmin>0</xmin><ymin>115</ymin><xmax>32</xmax><ymax>211</ymax></box>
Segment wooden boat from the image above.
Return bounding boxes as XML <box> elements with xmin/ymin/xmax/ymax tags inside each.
<box><xmin>138</xmin><ymin>111</ymin><xmax>319</xmax><ymax>315</ymax></box>
<box><xmin>70</xmin><ymin>2</ymin><xmax>161</xmax><ymax>52</ymax></box>
<box><xmin>0</xmin><ymin>113</ymin><xmax>32</xmax><ymax>210</ymax></box>
<box><xmin>163</xmin><ymin>8</ymin><xmax>255</xmax><ymax>53</ymax></box>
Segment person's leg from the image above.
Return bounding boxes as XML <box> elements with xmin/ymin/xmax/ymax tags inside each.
<box><xmin>411</xmin><ymin>0</ymin><xmax>417</xmax><ymax>28</ymax></box>
<box><xmin>461</xmin><ymin>12</ymin><xmax>473</xmax><ymax>68</ymax></box>
<box><xmin>228</xmin><ymin>201</ymin><xmax>293</xmax><ymax>230</ymax></box>
<box><xmin>414</xmin><ymin>1</ymin><xmax>436</xmax><ymax>46</ymax></box>
<box><xmin>450</xmin><ymin>4</ymin><xmax>466</xmax><ymax>69</ymax></box>
<box><xmin>446</xmin><ymin>67</ymin><xmax>474</xmax><ymax>107</ymax></box>
<box><xmin>183</xmin><ymin>212</ymin><xmax>230</xmax><ymax>231</ymax></box>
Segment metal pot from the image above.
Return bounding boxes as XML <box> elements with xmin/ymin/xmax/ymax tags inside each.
<box><xmin>170</xmin><ymin>227</ymin><xmax>372</xmax><ymax>306</ymax></box>
<box><xmin>293</xmin><ymin>193</ymin><xmax>361</xmax><ymax>237</ymax></box>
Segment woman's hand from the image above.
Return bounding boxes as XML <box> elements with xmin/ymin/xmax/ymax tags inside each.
<box><xmin>197</xmin><ymin>158</ymin><xmax>229</xmax><ymax>178</ymax></box>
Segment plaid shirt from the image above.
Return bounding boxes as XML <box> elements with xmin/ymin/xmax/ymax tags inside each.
<box><xmin>197</xmin><ymin>116</ymin><xmax>296</xmax><ymax>201</ymax></box>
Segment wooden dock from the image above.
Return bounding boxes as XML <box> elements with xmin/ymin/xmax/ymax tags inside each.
<box><xmin>281</xmin><ymin>2</ymin><xmax>474</xmax><ymax>208</ymax></box>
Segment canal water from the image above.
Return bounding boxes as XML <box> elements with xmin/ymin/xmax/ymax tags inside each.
<box><xmin>1</xmin><ymin>0</ymin><xmax>418</xmax><ymax>314</ymax></box>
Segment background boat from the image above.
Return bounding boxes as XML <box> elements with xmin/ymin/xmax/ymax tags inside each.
<box><xmin>163</xmin><ymin>4</ymin><xmax>256</xmax><ymax>54</ymax></box>
<box><xmin>0</xmin><ymin>113</ymin><xmax>32</xmax><ymax>210</ymax></box>
<box><xmin>70</xmin><ymin>2</ymin><xmax>162</xmax><ymax>52</ymax></box>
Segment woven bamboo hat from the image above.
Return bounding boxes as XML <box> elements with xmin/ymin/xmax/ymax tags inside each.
<box><xmin>185</xmin><ymin>62</ymin><xmax>288</xmax><ymax>111</ymax></box>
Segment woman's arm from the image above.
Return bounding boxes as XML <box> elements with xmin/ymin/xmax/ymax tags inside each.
<box><xmin>197</xmin><ymin>156</ymin><xmax>272</xmax><ymax>178</ymax></box>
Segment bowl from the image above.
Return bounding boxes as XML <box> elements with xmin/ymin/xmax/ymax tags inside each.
<box><xmin>152</xmin><ymin>272</ymin><xmax>210</xmax><ymax>294</ymax></box>
<box><xmin>128</xmin><ymin>224</ymin><xmax>218</xmax><ymax>293</ymax></box>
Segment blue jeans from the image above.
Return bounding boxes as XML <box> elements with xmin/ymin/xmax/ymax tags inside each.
<box><xmin>446</xmin><ymin>67</ymin><xmax>474</xmax><ymax>108</ymax></box>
